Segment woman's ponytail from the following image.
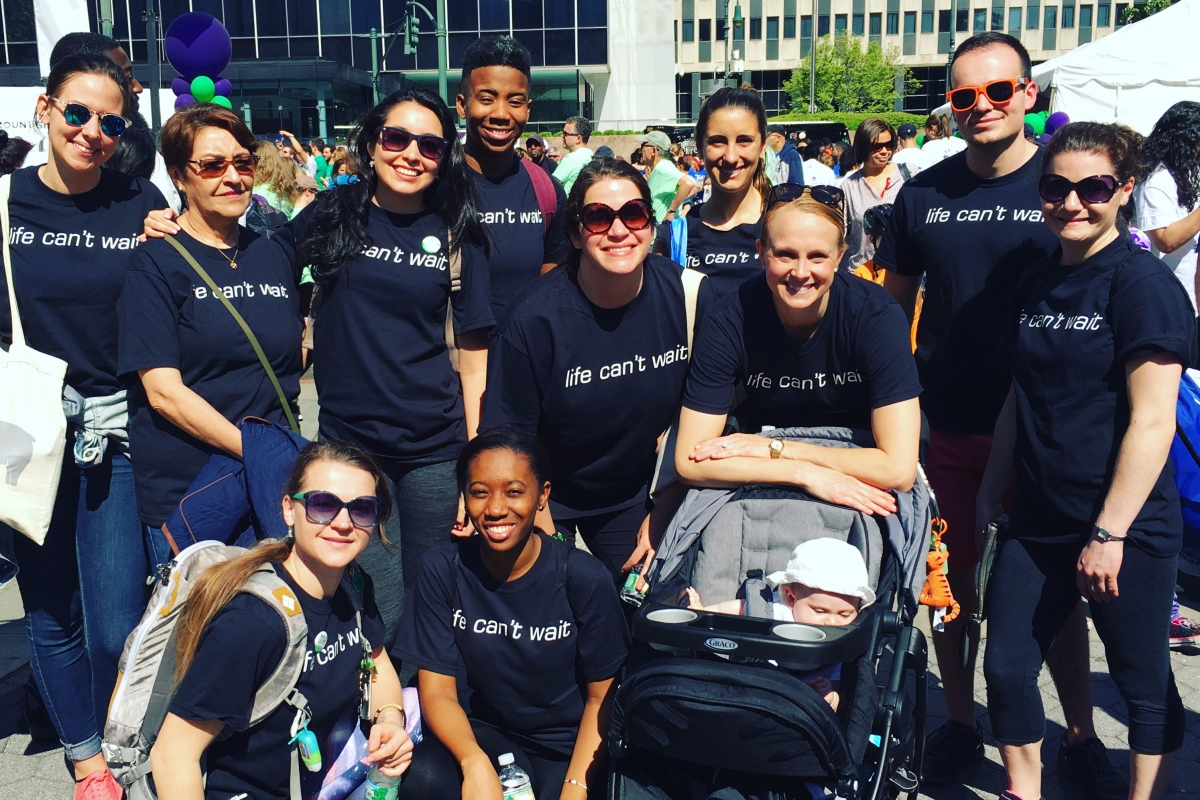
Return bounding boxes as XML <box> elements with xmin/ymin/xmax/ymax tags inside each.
<box><xmin>172</xmin><ymin>537</ymin><xmax>293</xmax><ymax>687</ymax></box>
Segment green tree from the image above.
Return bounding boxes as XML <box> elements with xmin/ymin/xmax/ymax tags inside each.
<box><xmin>784</xmin><ymin>36</ymin><xmax>918</xmax><ymax>114</ymax></box>
<box><xmin>1122</xmin><ymin>0</ymin><xmax>1177</xmax><ymax>23</ymax></box>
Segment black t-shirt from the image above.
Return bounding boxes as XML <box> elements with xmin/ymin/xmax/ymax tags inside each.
<box><xmin>0</xmin><ymin>166</ymin><xmax>166</xmax><ymax>397</ymax></box>
<box><xmin>482</xmin><ymin>255</ymin><xmax>714</xmax><ymax>515</ymax></box>
<box><xmin>472</xmin><ymin>158</ymin><xmax>571</xmax><ymax>320</ymax></box>
<box><xmin>683</xmin><ymin>271</ymin><xmax>922</xmax><ymax>433</ymax></box>
<box><xmin>169</xmin><ymin>563</ymin><xmax>385</xmax><ymax>800</ymax></box>
<box><xmin>276</xmin><ymin>204</ymin><xmax>494</xmax><ymax>465</ymax></box>
<box><xmin>394</xmin><ymin>534</ymin><xmax>630</xmax><ymax>755</ymax></box>
<box><xmin>118</xmin><ymin>228</ymin><xmax>303</xmax><ymax>526</ymax></box>
<box><xmin>874</xmin><ymin>150</ymin><xmax>1059</xmax><ymax>435</ymax></box>
<box><xmin>657</xmin><ymin>208</ymin><xmax>764</xmax><ymax>299</ymax></box>
<box><xmin>1005</xmin><ymin>237</ymin><xmax>1196</xmax><ymax>554</ymax></box>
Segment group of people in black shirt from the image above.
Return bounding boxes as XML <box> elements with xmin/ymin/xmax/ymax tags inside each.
<box><xmin>0</xmin><ymin>24</ymin><xmax>1194</xmax><ymax>800</ymax></box>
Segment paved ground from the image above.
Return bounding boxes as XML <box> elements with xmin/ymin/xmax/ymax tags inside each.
<box><xmin>1</xmin><ymin>379</ymin><xmax>1195</xmax><ymax>798</ymax></box>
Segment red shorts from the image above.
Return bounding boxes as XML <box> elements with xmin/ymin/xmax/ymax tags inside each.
<box><xmin>925</xmin><ymin>429</ymin><xmax>1009</xmax><ymax>571</ymax></box>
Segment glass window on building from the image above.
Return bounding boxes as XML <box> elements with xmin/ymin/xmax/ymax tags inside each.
<box><xmin>683</xmin><ymin>19</ymin><xmax>695</xmax><ymax>40</ymax></box>
<box><xmin>974</xmin><ymin>8</ymin><xmax>987</xmax><ymax>29</ymax></box>
<box><xmin>1028</xmin><ymin>0</ymin><xmax>1040</xmax><ymax>27</ymax></box>
<box><xmin>1115</xmin><ymin>2</ymin><xmax>1128</xmax><ymax>23</ymax></box>
<box><xmin>904</xmin><ymin>11</ymin><xmax>917</xmax><ymax>53</ymax></box>
<box><xmin>888</xmin><ymin>11</ymin><xmax>899</xmax><ymax>33</ymax></box>
<box><xmin>1080</xmin><ymin>3</ymin><xmax>1093</xmax><ymax>23</ymax></box>
<box><xmin>785</xmin><ymin>0</ymin><xmax>797</xmax><ymax>36</ymax></box>
<box><xmin>700</xmin><ymin>18</ymin><xmax>712</xmax><ymax>39</ymax></box>
<box><xmin>835</xmin><ymin>14</ymin><xmax>848</xmax><ymax>34</ymax></box>
<box><xmin>1009</xmin><ymin>6</ymin><xmax>1022</xmax><ymax>29</ymax></box>
<box><xmin>957</xmin><ymin>6</ymin><xmax>969</xmax><ymax>29</ymax></box>
<box><xmin>1063</xmin><ymin>2</ymin><xmax>1075</xmax><ymax>26</ymax></box>
<box><xmin>853</xmin><ymin>12</ymin><xmax>865</xmax><ymax>33</ymax></box>
<box><xmin>993</xmin><ymin>0</ymin><xmax>1006</xmax><ymax>28</ymax></box>
<box><xmin>869</xmin><ymin>12</ymin><xmax>882</xmax><ymax>33</ymax></box>
<box><xmin>448</xmin><ymin>0</ymin><xmax>478</xmax><ymax>30</ymax></box>
<box><xmin>1043</xmin><ymin>6</ymin><xmax>1057</xmax><ymax>46</ymax></box>
<box><xmin>1098</xmin><ymin>1</ymin><xmax>1111</xmax><ymax>23</ymax></box>
<box><xmin>818</xmin><ymin>15</ymin><xmax>830</xmax><ymax>35</ymax></box>
<box><xmin>751</xmin><ymin>17</ymin><xmax>763</xmax><ymax>37</ymax></box>
<box><xmin>922</xmin><ymin>0</ymin><xmax>936</xmax><ymax>32</ymax></box>
<box><xmin>545</xmin><ymin>0</ymin><xmax>573</xmax><ymax>27</ymax></box>
<box><xmin>801</xmin><ymin>15</ymin><xmax>813</xmax><ymax>37</ymax></box>
<box><xmin>768</xmin><ymin>16</ymin><xmax>780</xmax><ymax>38</ymax></box>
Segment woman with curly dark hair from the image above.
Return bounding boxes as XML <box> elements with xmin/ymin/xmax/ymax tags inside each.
<box><xmin>1134</xmin><ymin>100</ymin><xmax>1200</xmax><ymax>310</ymax></box>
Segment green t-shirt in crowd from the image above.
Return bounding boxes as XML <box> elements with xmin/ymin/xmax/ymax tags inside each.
<box><xmin>648</xmin><ymin>159</ymin><xmax>685</xmax><ymax>220</ymax></box>
<box><xmin>553</xmin><ymin>147</ymin><xmax>593</xmax><ymax>194</ymax></box>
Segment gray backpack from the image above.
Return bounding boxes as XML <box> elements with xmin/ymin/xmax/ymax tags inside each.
<box><xmin>103</xmin><ymin>539</ymin><xmax>365</xmax><ymax>800</ymax></box>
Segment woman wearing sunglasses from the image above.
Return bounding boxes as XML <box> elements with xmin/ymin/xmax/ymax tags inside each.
<box><xmin>653</xmin><ymin>87</ymin><xmax>770</xmax><ymax>299</ymax></box>
<box><xmin>143</xmin><ymin>88</ymin><xmax>493</xmax><ymax>648</ymax></box>
<box><xmin>841</xmin><ymin>118</ymin><xmax>907</xmax><ymax>271</ymax></box>
<box><xmin>483</xmin><ymin>159</ymin><xmax>715</xmax><ymax>576</ymax></box>
<box><xmin>119</xmin><ymin>104</ymin><xmax>302</xmax><ymax>555</ymax></box>
<box><xmin>395</xmin><ymin>429</ymin><xmax>630</xmax><ymax>800</ymax></box>
<box><xmin>674</xmin><ymin>184</ymin><xmax>921</xmax><ymax>517</ymax></box>
<box><xmin>976</xmin><ymin>123</ymin><xmax>1192</xmax><ymax>800</ymax></box>
<box><xmin>0</xmin><ymin>53</ymin><xmax>168</xmax><ymax>798</ymax></box>
<box><xmin>150</xmin><ymin>439</ymin><xmax>412</xmax><ymax>800</ymax></box>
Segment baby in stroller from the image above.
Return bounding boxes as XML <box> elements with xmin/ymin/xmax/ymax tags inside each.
<box><xmin>684</xmin><ymin>538</ymin><xmax>876</xmax><ymax>711</ymax></box>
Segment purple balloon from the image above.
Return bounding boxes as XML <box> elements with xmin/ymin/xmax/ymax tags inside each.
<box><xmin>214</xmin><ymin>78</ymin><xmax>232</xmax><ymax>97</ymax></box>
<box><xmin>171</xmin><ymin>77</ymin><xmax>190</xmax><ymax>96</ymax></box>
<box><xmin>164</xmin><ymin>12</ymin><xmax>231</xmax><ymax>80</ymax></box>
<box><xmin>174</xmin><ymin>94</ymin><xmax>196</xmax><ymax>110</ymax></box>
<box><xmin>1044</xmin><ymin>111</ymin><xmax>1070</xmax><ymax>136</ymax></box>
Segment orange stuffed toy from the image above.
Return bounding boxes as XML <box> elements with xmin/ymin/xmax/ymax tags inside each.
<box><xmin>919</xmin><ymin>519</ymin><xmax>960</xmax><ymax>624</ymax></box>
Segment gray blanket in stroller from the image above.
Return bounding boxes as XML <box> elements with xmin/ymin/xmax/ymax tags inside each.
<box><xmin>652</xmin><ymin>426</ymin><xmax>929</xmax><ymax>608</ymax></box>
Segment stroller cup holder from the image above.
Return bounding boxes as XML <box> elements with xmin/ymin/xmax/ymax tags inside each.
<box><xmin>633</xmin><ymin>597</ymin><xmax>879</xmax><ymax>672</ymax></box>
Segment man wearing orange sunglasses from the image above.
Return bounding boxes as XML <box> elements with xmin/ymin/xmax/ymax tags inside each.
<box><xmin>876</xmin><ymin>32</ymin><xmax>1126</xmax><ymax>800</ymax></box>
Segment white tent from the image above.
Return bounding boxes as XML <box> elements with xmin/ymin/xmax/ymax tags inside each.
<box><xmin>931</xmin><ymin>0</ymin><xmax>1200</xmax><ymax>134</ymax></box>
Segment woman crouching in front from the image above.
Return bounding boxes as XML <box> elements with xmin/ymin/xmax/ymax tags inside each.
<box><xmin>395</xmin><ymin>429</ymin><xmax>632</xmax><ymax>800</ymax></box>
<box><xmin>149</xmin><ymin>440</ymin><xmax>411</xmax><ymax>800</ymax></box>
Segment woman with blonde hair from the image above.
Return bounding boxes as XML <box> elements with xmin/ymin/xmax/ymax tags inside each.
<box><xmin>675</xmin><ymin>183</ymin><xmax>922</xmax><ymax>515</ymax></box>
<box><xmin>251</xmin><ymin>139</ymin><xmax>300</xmax><ymax>218</ymax></box>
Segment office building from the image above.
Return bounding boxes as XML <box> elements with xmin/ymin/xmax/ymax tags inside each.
<box><xmin>673</xmin><ymin>0</ymin><xmax>1125</xmax><ymax>119</ymax></box>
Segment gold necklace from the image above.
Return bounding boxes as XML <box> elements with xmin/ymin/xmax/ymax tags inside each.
<box><xmin>215</xmin><ymin>242</ymin><xmax>240</xmax><ymax>270</ymax></box>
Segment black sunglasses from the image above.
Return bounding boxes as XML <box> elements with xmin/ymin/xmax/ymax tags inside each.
<box><xmin>187</xmin><ymin>155</ymin><xmax>260</xmax><ymax>179</ymax></box>
<box><xmin>579</xmin><ymin>199</ymin><xmax>654</xmax><ymax>234</ymax></box>
<box><xmin>290</xmin><ymin>490</ymin><xmax>381</xmax><ymax>529</ymax></box>
<box><xmin>1038</xmin><ymin>174</ymin><xmax>1122</xmax><ymax>204</ymax></box>
<box><xmin>379</xmin><ymin>126</ymin><xmax>448</xmax><ymax>160</ymax></box>
<box><xmin>766</xmin><ymin>183</ymin><xmax>845</xmax><ymax>211</ymax></box>
<box><xmin>49</xmin><ymin>97</ymin><xmax>129</xmax><ymax>137</ymax></box>
<box><xmin>869</xmin><ymin>139</ymin><xmax>896</xmax><ymax>152</ymax></box>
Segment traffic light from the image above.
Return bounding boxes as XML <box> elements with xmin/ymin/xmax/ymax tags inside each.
<box><xmin>404</xmin><ymin>4</ymin><xmax>420</xmax><ymax>54</ymax></box>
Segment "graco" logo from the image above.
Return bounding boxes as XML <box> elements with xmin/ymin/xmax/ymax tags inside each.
<box><xmin>703</xmin><ymin>637</ymin><xmax>738</xmax><ymax>652</ymax></box>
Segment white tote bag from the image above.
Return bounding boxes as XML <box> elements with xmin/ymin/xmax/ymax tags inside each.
<box><xmin>0</xmin><ymin>173</ymin><xmax>67</xmax><ymax>545</ymax></box>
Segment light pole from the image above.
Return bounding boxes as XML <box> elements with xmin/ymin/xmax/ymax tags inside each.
<box><xmin>723</xmin><ymin>2</ymin><xmax>744</xmax><ymax>87</ymax></box>
<box><xmin>143</xmin><ymin>0</ymin><xmax>162</xmax><ymax>133</ymax></box>
<box><xmin>809</xmin><ymin>0</ymin><xmax>818</xmax><ymax>112</ymax></box>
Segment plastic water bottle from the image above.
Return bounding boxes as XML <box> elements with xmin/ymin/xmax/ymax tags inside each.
<box><xmin>497</xmin><ymin>753</ymin><xmax>535</xmax><ymax>800</ymax></box>
<box><xmin>620</xmin><ymin>564</ymin><xmax>649</xmax><ymax>607</ymax></box>
<box><xmin>363</xmin><ymin>763</ymin><xmax>402</xmax><ymax>800</ymax></box>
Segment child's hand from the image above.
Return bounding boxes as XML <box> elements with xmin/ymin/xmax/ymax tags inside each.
<box><xmin>807</xmin><ymin>677</ymin><xmax>840</xmax><ymax>711</ymax></box>
<box><xmin>685</xmin><ymin>587</ymin><xmax>703</xmax><ymax>609</ymax></box>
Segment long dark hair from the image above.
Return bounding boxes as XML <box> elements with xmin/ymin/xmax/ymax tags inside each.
<box><xmin>696</xmin><ymin>87</ymin><xmax>770</xmax><ymax>209</ymax></box>
<box><xmin>298</xmin><ymin>87</ymin><xmax>490</xmax><ymax>283</ymax></box>
<box><xmin>1142</xmin><ymin>101</ymin><xmax>1200</xmax><ymax>212</ymax></box>
<box><xmin>173</xmin><ymin>440</ymin><xmax>392</xmax><ymax>687</ymax></box>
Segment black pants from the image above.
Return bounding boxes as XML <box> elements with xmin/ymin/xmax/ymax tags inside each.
<box><xmin>983</xmin><ymin>536</ymin><xmax>1185</xmax><ymax>754</ymax></box>
<box><xmin>400</xmin><ymin>720</ymin><xmax>573</xmax><ymax>800</ymax></box>
<box><xmin>555</xmin><ymin>500</ymin><xmax>647</xmax><ymax>579</ymax></box>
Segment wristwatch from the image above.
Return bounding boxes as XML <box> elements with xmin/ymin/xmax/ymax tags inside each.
<box><xmin>769</xmin><ymin>439</ymin><xmax>785</xmax><ymax>459</ymax></box>
<box><xmin>1092</xmin><ymin>524</ymin><xmax>1127</xmax><ymax>542</ymax></box>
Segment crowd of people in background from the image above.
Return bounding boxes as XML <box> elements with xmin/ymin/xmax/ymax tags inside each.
<box><xmin>1</xmin><ymin>22</ymin><xmax>1199</xmax><ymax>800</ymax></box>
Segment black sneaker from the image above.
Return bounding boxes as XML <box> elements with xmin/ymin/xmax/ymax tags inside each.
<box><xmin>921</xmin><ymin>719</ymin><xmax>984</xmax><ymax>785</ymax></box>
<box><xmin>18</xmin><ymin>675</ymin><xmax>57</xmax><ymax>742</ymax></box>
<box><xmin>1056</xmin><ymin>736</ymin><xmax>1128</xmax><ymax>800</ymax></box>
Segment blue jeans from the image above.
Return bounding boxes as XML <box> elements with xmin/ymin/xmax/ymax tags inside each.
<box><xmin>10</xmin><ymin>452</ymin><xmax>157</xmax><ymax>761</ymax></box>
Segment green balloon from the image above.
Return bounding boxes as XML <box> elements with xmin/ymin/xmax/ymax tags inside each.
<box><xmin>190</xmin><ymin>76</ymin><xmax>216</xmax><ymax>103</ymax></box>
<box><xmin>916</xmin><ymin>134</ymin><xmax>926</xmax><ymax>147</ymax></box>
<box><xmin>1024</xmin><ymin>112</ymin><xmax>1046</xmax><ymax>135</ymax></box>
<box><xmin>212</xmin><ymin>95</ymin><xmax>232</xmax><ymax>110</ymax></box>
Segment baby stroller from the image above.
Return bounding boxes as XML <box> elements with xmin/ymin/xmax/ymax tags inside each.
<box><xmin>609</xmin><ymin>428</ymin><xmax>931</xmax><ymax>800</ymax></box>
